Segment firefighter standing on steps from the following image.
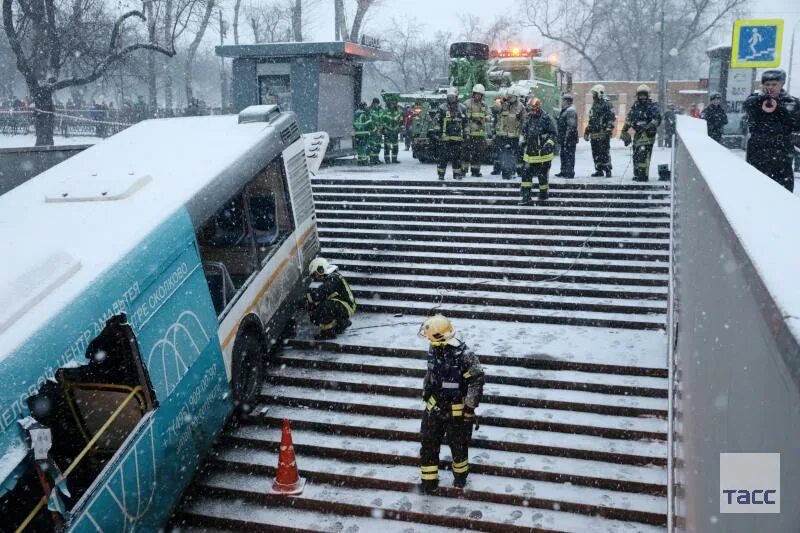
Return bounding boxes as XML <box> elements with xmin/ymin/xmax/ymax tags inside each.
<box><xmin>584</xmin><ymin>84</ymin><xmax>615</xmax><ymax>177</ymax></box>
<box><xmin>464</xmin><ymin>83</ymin><xmax>489</xmax><ymax>177</ymax></box>
<box><xmin>418</xmin><ymin>314</ymin><xmax>485</xmax><ymax>494</ymax></box>
<box><xmin>520</xmin><ymin>98</ymin><xmax>557</xmax><ymax>204</ymax></box>
<box><xmin>306</xmin><ymin>257</ymin><xmax>356</xmax><ymax>340</ymax></box>
<box><xmin>621</xmin><ymin>85</ymin><xmax>662</xmax><ymax>182</ymax></box>
<box><xmin>436</xmin><ymin>87</ymin><xmax>468</xmax><ymax>180</ymax></box>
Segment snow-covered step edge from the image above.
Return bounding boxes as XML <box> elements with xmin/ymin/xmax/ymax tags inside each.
<box><xmin>321</xmin><ymin>236</ymin><xmax>671</xmax><ymax>259</ymax></box>
<box><xmin>198</xmin><ymin>472</ymin><xmax>667</xmax><ymax>533</ymax></box>
<box><xmin>277</xmin><ymin>350</ymin><xmax>670</xmax><ymax>394</ymax></box>
<box><xmin>319</xmin><ymin>226</ymin><xmax>671</xmax><ymax>246</ymax></box>
<box><xmin>178</xmin><ymin>495</ymin><xmax>460</xmax><ymax>533</ymax></box>
<box><xmin>227</xmin><ymin>425</ymin><xmax>668</xmax><ymax>489</ymax></box>
<box><xmin>310</xmin><ymin>183</ymin><xmax>671</xmax><ymax>196</ymax></box>
<box><xmin>350</xmin><ymin>299</ymin><xmax>667</xmax><ymax>330</ymax></box>
<box><xmin>313</xmin><ymin>191</ymin><xmax>670</xmax><ymax>206</ymax></box>
<box><xmin>267</xmin><ymin>366</ymin><xmax>668</xmax><ymax>416</ymax></box>
<box><xmin>348</xmin><ymin>284</ymin><xmax>668</xmax><ymax>312</ymax></box>
<box><xmin>314</xmin><ymin>200</ymin><xmax>670</xmax><ymax>216</ymax></box>
<box><xmin>212</xmin><ymin>447</ymin><xmax>668</xmax><ymax>518</ymax></box>
<box><xmin>315</xmin><ymin>209</ymin><xmax>670</xmax><ymax>224</ymax></box>
<box><xmin>339</xmin><ymin>271</ymin><xmax>669</xmax><ymax>298</ymax></box>
<box><xmin>259</xmin><ymin>383</ymin><xmax>668</xmax><ymax>438</ymax></box>
<box><xmin>248</xmin><ymin>404</ymin><xmax>669</xmax><ymax>462</ymax></box>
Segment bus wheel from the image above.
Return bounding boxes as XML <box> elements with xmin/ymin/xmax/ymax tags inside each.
<box><xmin>232</xmin><ymin>332</ymin><xmax>265</xmax><ymax>417</ymax></box>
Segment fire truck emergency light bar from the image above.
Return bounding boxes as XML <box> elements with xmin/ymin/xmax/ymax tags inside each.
<box><xmin>490</xmin><ymin>48</ymin><xmax>542</xmax><ymax>58</ymax></box>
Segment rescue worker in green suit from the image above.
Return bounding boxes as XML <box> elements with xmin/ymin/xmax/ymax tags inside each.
<box><xmin>368</xmin><ymin>97</ymin><xmax>384</xmax><ymax>164</ymax></box>
<box><xmin>621</xmin><ymin>85</ymin><xmax>662</xmax><ymax>181</ymax></box>
<box><xmin>381</xmin><ymin>93</ymin><xmax>403</xmax><ymax>163</ymax></box>
<box><xmin>352</xmin><ymin>102</ymin><xmax>373</xmax><ymax>165</ymax></box>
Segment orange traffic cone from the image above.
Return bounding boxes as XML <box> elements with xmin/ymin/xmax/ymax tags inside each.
<box><xmin>269</xmin><ymin>418</ymin><xmax>306</xmax><ymax>495</ymax></box>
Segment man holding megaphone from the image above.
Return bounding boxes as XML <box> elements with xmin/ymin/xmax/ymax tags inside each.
<box><xmin>742</xmin><ymin>69</ymin><xmax>800</xmax><ymax>192</ymax></box>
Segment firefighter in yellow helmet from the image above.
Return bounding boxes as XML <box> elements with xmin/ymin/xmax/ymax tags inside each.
<box><xmin>520</xmin><ymin>97</ymin><xmax>557</xmax><ymax>204</ymax></box>
<box><xmin>464</xmin><ymin>83</ymin><xmax>489</xmax><ymax>177</ymax></box>
<box><xmin>306</xmin><ymin>257</ymin><xmax>356</xmax><ymax>340</ymax></box>
<box><xmin>418</xmin><ymin>314</ymin><xmax>485</xmax><ymax>494</ymax></box>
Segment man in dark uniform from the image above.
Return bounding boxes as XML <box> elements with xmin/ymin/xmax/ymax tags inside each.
<box><xmin>701</xmin><ymin>92</ymin><xmax>728</xmax><ymax>144</ymax></box>
<box><xmin>521</xmin><ymin>98</ymin><xmax>558</xmax><ymax>204</ymax></box>
<box><xmin>743</xmin><ymin>69</ymin><xmax>800</xmax><ymax>192</ymax></box>
<box><xmin>436</xmin><ymin>87</ymin><xmax>468</xmax><ymax>180</ymax></box>
<box><xmin>555</xmin><ymin>92</ymin><xmax>578</xmax><ymax>178</ymax></box>
<box><xmin>418</xmin><ymin>314</ymin><xmax>484</xmax><ymax>493</ymax></box>
<box><xmin>352</xmin><ymin>102</ymin><xmax>373</xmax><ymax>165</ymax></box>
<box><xmin>621</xmin><ymin>85</ymin><xmax>661</xmax><ymax>182</ymax></box>
<box><xmin>381</xmin><ymin>93</ymin><xmax>403</xmax><ymax>163</ymax></box>
<box><xmin>306</xmin><ymin>257</ymin><xmax>356</xmax><ymax>340</ymax></box>
<box><xmin>584</xmin><ymin>84</ymin><xmax>616</xmax><ymax>177</ymax></box>
<box><xmin>367</xmin><ymin>97</ymin><xmax>384</xmax><ymax>165</ymax></box>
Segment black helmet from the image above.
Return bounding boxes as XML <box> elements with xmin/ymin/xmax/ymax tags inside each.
<box><xmin>561</xmin><ymin>92</ymin><xmax>574</xmax><ymax>101</ymax></box>
<box><xmin>371</xmin><ymin>97</ymin><xmax>381</xmax><ymax>106</ymax></box>
<box><xmin>709</xmin><ymin>92</ymin><xmax>721</xmax><ymax>100</ymax></box>
<box><xmin>761</xmin><ymin>69</ymin><xmax>786</xmax><ymax>83</ymax></box>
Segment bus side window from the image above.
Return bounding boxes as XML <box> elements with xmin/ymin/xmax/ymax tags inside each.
<box><xmin>244</xmin><ymin>159</ymin><xmax>294</xmax><ymax>265</ymax></box>
<box><xmin>197</xmin><ymin>191</ymin><xmax>259</xmax><ymax>294</ymax></box>
<box><xmin>5</xmin><ymin>315</ymin><xmax>155</xmax><ymax>528</ymax></box>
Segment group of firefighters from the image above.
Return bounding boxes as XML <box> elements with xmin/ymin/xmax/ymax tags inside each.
<box><xmin>310</xmin><ymin>69</ymin><xmax>800</xmax><ymax>499</ymax></box>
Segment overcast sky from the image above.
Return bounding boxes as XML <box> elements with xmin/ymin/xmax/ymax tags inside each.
<box><xmin>306</xmin><ymin>0</ymin><xmax>800</xmax><ymax>92</ymax></box>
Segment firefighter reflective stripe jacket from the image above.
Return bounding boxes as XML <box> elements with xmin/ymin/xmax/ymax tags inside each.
<box><xmin>353</xmin><ymin>110</ymin><xmax>373</xmax><ymax>136</ymax></box>
<box><xmin>423</xmin><ymin>339</ymin><xmax>484</xmax><ymax>409</ymax></box>
<box><xmin>382</xmin><ymin>106</ymin><xmax>404</xmax><ymax>134</ymax></box>
<box><xmin>492</xmin><ymin>100</ymin><xmax>525</xmax><ymax>138</ymax></box>
<box><xmin>522</xmin><ymin>112</ymin><xmax>558</xmax><ymax>164</ymax></box>
<box><xmin>465</xmin><ymin>99</ymin><xmax>488</xmax><ymax>137</ymax></box>
<box><xmin>307</xmin><ymin>271</ymin><xmax>357</xmax><ymax>316</ymax></box>
<box><xmin>624</xmin><ymin>99</ymin><xmax>662</xmax><ymax>144</ymax></box>
<box><xmin>438</xmin><ymin>102</ymin><xmax>468</xmax><ymax>141</ymax></box>
<box><xmin>585</xmin><ymin>98</ymin><xmax>616</xmax><ymax>137</ymax></box>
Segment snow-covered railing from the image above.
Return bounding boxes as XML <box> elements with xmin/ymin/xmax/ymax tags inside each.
<box><xmin>669</xmin><ymin>116</ymin><xmax>800</xmax><ymax>531</ymax></box>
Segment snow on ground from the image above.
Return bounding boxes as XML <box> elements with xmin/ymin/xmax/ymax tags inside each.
<box><xmin>0</xmin><ymin>134</ymin><xmax>98</xmax><ymax>149</ymax></box>
<box><xmin>319</xmin><ymin>138</ymin><xmax>672</xmax><ymax>184</ymax></box>
<box><xmin>296</xmin><ymin>312</ymin><xmax>668</xmax><ymax>370</ymax></box>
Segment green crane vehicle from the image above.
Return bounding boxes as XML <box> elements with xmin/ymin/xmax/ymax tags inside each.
<box><xmin>389</xmin><ymin>41</ymin><xmax>572</xmax><ymax>163</ymax></box>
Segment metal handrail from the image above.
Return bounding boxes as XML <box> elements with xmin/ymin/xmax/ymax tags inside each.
<box><xmin>14</xmin><ymin>385</ymin><xmax>144</xmax><ymax>533</ymax></box>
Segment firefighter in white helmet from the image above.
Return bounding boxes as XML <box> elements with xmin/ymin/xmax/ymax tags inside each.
<box><xmin>464</xmin><ymin>83</ymin><xmax>489</xmax><ymax>177</ymax></box>
<box><xmin>306</xmin><ymin>257</ymin><xmax>356</xmax><ymax>340</ymax></box>
<box><xmin>491</xmin><ymin>85</ymin><xmax>526</xmax><ymax>178</ymax></box>
<box><xmin>418</xmin><ymin>314</ymin><xmax>485</xmax><ymax>494</ymax></box>
<box><xmin>584</xmin><ymin>84</ymin><xmax>616</xmax><ymax>177</ymax></box>
<box><xmin>621</xmin><ymin>84</ymin><xmax>662</xmax><ymax>181</ymax></box>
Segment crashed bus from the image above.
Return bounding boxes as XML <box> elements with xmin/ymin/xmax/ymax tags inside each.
<box><xmin>0</xmin><ymin>105</ymin><xmax>322</xmax><ymax>531</ymax></box>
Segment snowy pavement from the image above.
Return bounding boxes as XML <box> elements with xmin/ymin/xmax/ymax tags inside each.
<box><xmin>0</xmin><ymin>133</ymin><xmax>98</xmax><ymax>148</ymax></box>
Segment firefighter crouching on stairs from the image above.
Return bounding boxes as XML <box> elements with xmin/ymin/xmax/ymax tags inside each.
<box><xmin>306</xmin><ymin>257</ymin><xmax>356</xmax><ymax>340</ymax></box>
<box><xmin>418</xmin><ymin>314</ymin><xmax>485</xmax><ymax>493</ymax></box>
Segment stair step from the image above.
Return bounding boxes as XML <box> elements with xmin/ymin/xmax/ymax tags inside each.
<box><xmin>225</xmin><ymin>425</ymin><xmax>668</xmax><ymax>493</ymax></box>
<box><xmin>348</xmin><ymin>284</ymin><xmax>668</xmax><ymax>316</ymax></box>
<box><xmin>266</xmin><ymin>366</ymin><xmax>667</xmax><ymax>418</ymax></box>
<box><xmin>259</xmin><ymin>383</ymin><xmax>667</xmax><ymax>440</ymax></box>
<box><xmin>313</xmin><ymin>192</ymin><xmax>670</xmax><ymax>209</ymax></box>
<box><xmin>322</xmin><ymin>236</ymin><xmax>669</xmax><ymax>262</ymax></box>
<box><xmin>196</xmin><ymin>471</ymin><xmax>667</xmax><ymax>532</ymax></box>
<box><xmin>209</xmin><ymin>446</ymin><xmax>667</xmax><ymax>524</ymax></box>
<box><xmin>310</xmin><ymin>177</ymin><xmax>670</xmax><ymax>191</ymax></box>
<box><xmin>322</xmin><ymin>248</ymin><xmax>669</xmax><ymax>275</ymax></box>
<box><xmin>333</xmin><ymin>258</ymin><xmax>668</xmax><ymax>287</ymax></box>
<box><xmin>315</xmin><ymin>201</ymin><xmax>669</xmax><ymax>218</ymax></box>
<box><xmin>316</xmin><ymin>209</ymin><xmax>671</xmax><ymax>228</ymax></box>
<box><xmin>319</xmin><ymin>226</ymin><xmax>670</xmax><ymax>249</ymax></box>
<box><xmin>349</xmin><ymin>297</ymin><xmax>666</xmax><ymax>331</ymax></box>
<box><xmin>246</xmin><ymin>405</ymin><xmax>668</xmax><ymax>465</ymax></box>
<box><xmin>311</xmin><ymin>183</ymin><xmax>670</xmax><ymax>199</ymax></box>
<box><xmin>178</xmin><ymin>495</ymin><xmax>458</xmax><ymax>532</ymax></box>
<box><xmin>317</xmin><ymin>217</ymin><xmax>671</xmax><ymax>238</ymax></box>
<box><xmin>277</xmin><ymin>349</ymin><xmax>669</xmax><ymax>397</ymax></box>
<box><xmin>340</xmin><ymin>271</ymin><xmax>668</xmax><ymax>301</ymax></box>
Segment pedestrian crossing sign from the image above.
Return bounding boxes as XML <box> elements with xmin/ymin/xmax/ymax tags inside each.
<box><xmin>731</xmin><ymin>19</ymin><xmax>783</xmax><ymax>68</ymax></box>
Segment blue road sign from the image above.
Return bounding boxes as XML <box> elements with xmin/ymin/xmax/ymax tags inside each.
<box><xmin>731</xmin><ymin>19</ymin><xmax>783</xmax><ymax>68</ymax></box>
